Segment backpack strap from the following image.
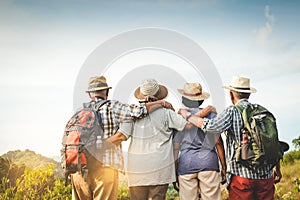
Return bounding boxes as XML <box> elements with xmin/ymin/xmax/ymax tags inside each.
<box><xmin>234</xmin><ymin>104</ymin><xmax>243</xmax><ymax>114</ymax></box>
<box><xmin>94</xmin><ymin>100</ymin><xmax>110</xmax><ymax>111</ymax></box>
<box><xmin>83</xmin><ymin>100</ymin><xmax>110</xmax><ymax>110</ymax></box>
<box><xmin>232</xmin><ymin>104</ymin><xmax>245</xmax><ymax>148</ymax></box>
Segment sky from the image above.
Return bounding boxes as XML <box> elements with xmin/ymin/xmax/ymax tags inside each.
<box><xmin>0</xmin><ymin>0</ymin><xmax>300</xmax><ymax>158</ymax></box>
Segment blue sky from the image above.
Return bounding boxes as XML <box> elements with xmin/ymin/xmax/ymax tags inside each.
<box><xmin>0</xmin><ymin>0</ymin><xmax>300</xmax><ymax>157</ymax></box>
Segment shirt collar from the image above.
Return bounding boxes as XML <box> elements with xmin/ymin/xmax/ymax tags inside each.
<box><xmin>235</xmin><ymin>99</ymin><xmax>250</xmax><ymax>107</ymax></box>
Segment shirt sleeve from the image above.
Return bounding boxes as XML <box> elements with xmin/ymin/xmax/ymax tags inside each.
<box><xmin>118</xmin><ymin>121</ymin><xmax>134</xmax><ymax>139</ymax></box>
<box><xmin>202</xmin><ymin>106</ymin><xmax>233</xmax><ymax>134</ymax></box>
<box><xmin>165</xmin><ymin>109</ymin><xmax>187</xmax><ymax>132</ymax></box>
<box><xmin>173</xmin><ymin>130</ymin><xmax>184</xmax><ymax>143</ymax></box>
<box><xmin>111</xmin><ymin>100</ymin><xmax>147</xmax><ymax>122</ymax></box>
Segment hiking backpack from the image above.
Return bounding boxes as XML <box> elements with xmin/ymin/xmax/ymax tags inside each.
<box><xmin>234</xmin><ymin>104</ymin><xmax>283</xmax><ymax>170</ymax></box>
<box><xmin>61</xmin><ymin>100</ymin><xmax>108</xmax><ymax>183</ymax></box>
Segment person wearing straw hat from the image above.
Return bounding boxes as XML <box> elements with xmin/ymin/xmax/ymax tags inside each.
<box><xmin>179</xmin><ymin>76</ymin><xmax>283</xmax><ymax>200</ymax></box>
<box><xmin>71</xmin><ymin>76</ymin><xmax>174</xmax><ymax>200</ymax></box>
<box><xmin>173</xmin><ymin>82</ymin><xmax>226</xmax><ymax>200</ymax></box>
<box><xmin>118</xmin><ymin>79</ymin><xmax>207</xmax><ymax>200</ymax></box>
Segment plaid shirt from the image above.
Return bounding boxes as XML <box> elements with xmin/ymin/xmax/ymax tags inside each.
<box><xmin>94</xmin><ymin>99</ymin><xmax>147</xmax><ymax>172</ymax></box>
<box><xmin>202</xmin><ymin>99</ymin><xmax>273</xmax><ymax>185</ymax></box>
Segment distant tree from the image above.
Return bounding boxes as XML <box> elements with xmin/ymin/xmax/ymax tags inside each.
<box><xmin>292</xmin><ymin>136</ymin><xmax>300</xmax><ymax>150</ymax></box>
<box><xmin>0</xmin><ymin>157</ymin><xmax>25</xmax><ymax>189</ymax></box>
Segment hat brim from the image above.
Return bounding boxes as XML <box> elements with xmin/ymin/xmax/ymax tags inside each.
<box><xmin>134</xmin><ymin>85</ymin><xmax>168</xmax><ymax>100</ymax></box>
<box><xmin>279</xmin><ymin>141</ymin><xmax>289</xmax><ymax>152</ymax></box>
<box><xmin>223</xmin><ymin>85</ymin><xmax>257</xmax><ymax>93</ymax></box>
<box><xmin>177</xmin><ymin>89</ymin><xmax>210</xmax><ymax>100</ymax></box>
<box><xmin>86</xmin><ymin>86</ymin><xmax>112</xmax><ymax>92</ymax></box>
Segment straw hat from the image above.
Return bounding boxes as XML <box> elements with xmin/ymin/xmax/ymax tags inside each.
<box><xmin>134</xmin><ymin>79</ymin><xmax>168</xmax><ymax>100</ymax></box>
<box><xmin>177</xmin><ymin>82</ymin><xmax>210</xmax><ymax>101</ymax></box>
<box><xmin>86</xmin><ymin>76</ymin><xmax>112</xmax><ymax>92</ymax></box>
<box><xmin>223</xmin><ymin>76</ymin><xmax>257</xmax><ymax>93</ymax></box>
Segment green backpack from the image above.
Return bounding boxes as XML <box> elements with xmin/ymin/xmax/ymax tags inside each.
<box><xmin>234</xmin><ymin>104</ymin><xmax>283</xmax><ymax>170</ymax></box>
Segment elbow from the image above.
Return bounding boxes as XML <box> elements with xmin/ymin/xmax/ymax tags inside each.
<box><xmin>119</xmin><ymin>134</ymin><xmax>128</xmax><ymax>142</ymax></box>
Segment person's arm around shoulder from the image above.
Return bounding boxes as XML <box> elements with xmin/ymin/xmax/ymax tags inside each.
<box><xmin>180</xmin><ymin>106</ymin><xmax>234</xmax><ymax>134</ymax></box>
<box><xmin>179</xmin><ymin>108</ymin><xmax>204</xmax><ymax>128</ymax></box>
<box><xmin>112</xmin><ymin>100</ymin><xmax>174</xmax><ymax>121</ymax></box>
<box><xmin>165</xmin><ymin>108</ymin><xmax>189</xmax><ymax>132</ymax></box>
<box><xmin>197</xmin><ymin>105</ymin><xmax>217</xmax><ymax>117</ymax></box>
<box><xmin>145</xmin><ymin>100</ymin><xmax>174</xmax><ymax>113</ymax></box>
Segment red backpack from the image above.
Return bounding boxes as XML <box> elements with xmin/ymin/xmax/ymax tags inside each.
<box><xmin>61</xmin><ymin>100</ymin><xmax>108</xmax><ymax>183</ymax></box>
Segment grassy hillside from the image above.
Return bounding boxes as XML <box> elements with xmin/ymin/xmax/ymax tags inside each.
<box><xmin>2</xmin><ymin>149</ymin><xmax>58</xmax><ymax>169</ymax></box>
<box><xmin>1</xmin><ymin>149</ymin><xmax>64</xmax><ymax>178</ymax></box>
<box><xmin>1</xmin><ymin>149</ymin><xmax>299</xmax><ymax>199</ymax></box>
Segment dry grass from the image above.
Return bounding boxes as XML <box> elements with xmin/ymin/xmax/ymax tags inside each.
<box><xmin>274</xmin><ymin>160</ymin><xmax>300</xmax><ymax>200</ymax></box>
<box><xmin>118</xmin><ymin>160</ymin><xmax>300</xmax><ymax>200</ymax></box>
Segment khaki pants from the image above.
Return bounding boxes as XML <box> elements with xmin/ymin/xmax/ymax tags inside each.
<box><xmin>179</xmin><ymin>170</ymin><xmax>221</xmax><ymax>200</ymax></box>
<box><xmin>71</xmin><ymin>165</ymin><xmax>118</xmax><ymax>200</ymax></box>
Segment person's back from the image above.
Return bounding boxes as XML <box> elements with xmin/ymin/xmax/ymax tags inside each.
<box><xmin>119</xmin><ymin>79</ymin><xmax>187</xmax><ymax>200</ymax></box>
<box><xmin>173</xmin><ymin>82</ymin><xmax>226</xmax><ymax>200</ymax></box>
<box><xmin>125</xmin><ymin>107</ymin><xmax>186</xmax><ymax>186</ymax></box>
<box><xmin>71</xmin><ymin>76</ymin><xmax>173</xmax><ymax>200</ymax></box>
<box><xmin>174</xmin><ymin>109</ymin><xmax>219</xmax><ymax>176</ymax></box>
<box><xmin>192</xmin><ymin>76</ymin><xmax>283</xmax><ymax>200</ymax></box>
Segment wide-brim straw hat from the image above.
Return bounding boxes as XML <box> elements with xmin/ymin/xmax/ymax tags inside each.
<box><xmin>223</xmin><ymin>76</ymin><xmax>257</xmax><ymax>93</ymax></box>
<box><xmin>86</xmin><ymin>76</ymin><xmax>112</xmax><ymax>92</ymax></box>
<box><xmin>178</xmin><ymin>82</ymin><xmax>210</xmax><ymax>101</ymax></box>
<box><xmin>134</xmin><ymin>79</ymin><xmax>168</xmax><ymax>100</ymax></box>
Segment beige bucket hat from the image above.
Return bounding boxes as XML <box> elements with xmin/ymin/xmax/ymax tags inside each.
<box><xmin>134</xmin><ymin>79</ymin><xmax>168</xmax><ymax>100</ymax></box>
<box><xmin>86</xmin><ymin>76</ymin><xmax>112</xmax><ymax>92</ymax></box>
<box><xmin>223</xmin><ymin>76</ymin><xmax>257</xmax><ymax>93</ymax></box>
<box><xmin>178</xmin><ymin>82</ymin><xmax>210</xmax><ymax>100</ymax></box>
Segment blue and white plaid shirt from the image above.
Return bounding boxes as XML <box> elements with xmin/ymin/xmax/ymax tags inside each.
<box><xmin>202</xmin><ymin>99</ymin><xmax>273</xmax><ymax>185</ymax></box>
<box><xmin>95</xmin><ymin>99</ymin><xmax>147</xmax><ymax>172</ymax></box>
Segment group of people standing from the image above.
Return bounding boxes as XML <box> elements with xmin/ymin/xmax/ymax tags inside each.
<box><xmin>70</xmin><ymin>75</ymin><xmax>282</xmax><ymax>200</ymax></box>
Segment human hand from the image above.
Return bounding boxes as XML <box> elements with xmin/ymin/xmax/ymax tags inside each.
<box><xmin>206</xmin><ymin>105</ymin><xmax>217</xmax><ymax>113</ymax></box>
<box><xmin>196</xmin><ymin>105</ymin><xmax>217</xmax><ymax>118</ymax></box>
<box><xmin>221</xmin><ymin>168</ymin><xmax>226</xmax><ymax>185</ymax></box>
<box><xmin>162</xmin><ymin>101</ymin><xmax>175</xmax><ymax>111</ymax></box>
<box><xmin>178</xmin><ymin>108</ymin><xmax>189</xmax><ymax>117</ymax></box>
<box><xmin>172</xmin><ymin>179</ymin><xmax>179</xmax><ymax>192</ymax></box>
<box><xmin>272</xmin><ymin>166</ymin><xmax>282</xmax><ymax>184</ymax></box>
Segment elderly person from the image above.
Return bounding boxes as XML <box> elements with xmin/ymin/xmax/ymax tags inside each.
<box><xmin>117</xmin><ymin>79</ymin><xmax>210</xmax><ymax>200</ymax></box>
<box><xmin>180</xmin><ymin>76</ymin><xmax>282</xmax><ymax>200</ymax></box>
<box><xmin>173</xmin><ymin>82</ymin><xmax>226</xmax><ymax>200</ymax></box>
<box><xmin>71</xmin><ymin>76</ymin><xmax>173</xmax><ymax>200</ymax></box>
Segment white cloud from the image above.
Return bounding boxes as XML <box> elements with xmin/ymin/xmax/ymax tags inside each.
<box><xmin>254</xmin><ymin>5</ymin><xmax>275</xmax><ymax>44</ymax></box>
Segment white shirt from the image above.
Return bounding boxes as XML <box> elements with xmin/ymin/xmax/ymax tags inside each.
<box><xmin>119</xmin><ymin>107</ymin><xmax>187</xmax><ymax>187</ymax></box>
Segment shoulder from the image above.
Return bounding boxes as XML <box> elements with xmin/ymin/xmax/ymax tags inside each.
<box><xmin>107</xmin><ymin>100</ymin><xmax>127</xmax><ymax>109</ymax></box>
<box><xmin>166</xmin><ymin>108</ymin><xmax>186</xmax><ymax>122</ymax></box>
<box><xmin>220</xmin><ymin>105</ymin><xmax>237</xmax><ymax>116</ymax></box>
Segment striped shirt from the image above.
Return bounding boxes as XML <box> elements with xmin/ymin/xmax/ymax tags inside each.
<box><xmin>202</xmin><ymin>99</ymin><xmax>273</xmax><ymax>185</ymax></box>
<box><xmin>92</xmin><ymin>99</ymin><xmax>147</xmax><ymax>171</ymax></box>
